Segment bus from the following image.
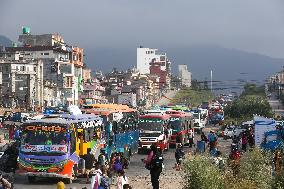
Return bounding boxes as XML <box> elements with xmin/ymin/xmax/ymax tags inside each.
<box><xmin>17</xmin><ymin>114</ymin><xmax>103</xmax><ymax>184</ymax></box>
<box><xmin>166</xmin><ymin>110</ymin><xmax>193</xmax><ymax>147</ymax></box>
<box><xmin>138</xmin><ymin>114</ymin><xmax>171</xmax><ymax>153</ymax></box>
<box><xmin>81</xmin><ymin>104</ymin><xmax>139</xmax><ymax>159</ymax></box>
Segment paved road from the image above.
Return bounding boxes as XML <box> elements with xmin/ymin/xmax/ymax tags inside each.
<box><xmin>14</xmin><ymin>125</ymin><xmax>231</xmax><ymax>189</ymax></box>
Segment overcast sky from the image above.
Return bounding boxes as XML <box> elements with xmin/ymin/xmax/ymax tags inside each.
<box><xmin>1</xmin><ymin>0</ymin><xmax>284</xmax><ymax>58</ymax></box>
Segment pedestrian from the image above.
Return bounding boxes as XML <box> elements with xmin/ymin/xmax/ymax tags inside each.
<box><xmin>208</xmin><ymin>131</ymin><xmax>218</xmax><ymax>152</ymax></box>
<box><xmin>100</xmin><ymin>166</ymin><xmax>110</xmax><ymax>189</ymax></box>
<box><xmin>98</xmin><ymin>149</ymin><xmax>107</xmax><ymax>168</ymax></box>
<box><xmin>175</xmin><ymin>143</ymin><xmax>185</xmax><ymax>171</ymax></box>
<box><xmin>123</xmin><ymin>144</ymin><xmax>131</xmax><ymax>169</ymax></box>
<box><xmin>144</xmin><ymin>144</ymin><xmax>163</xmax><ymax>189</ymax></box>
<box><xmin>83</xmin><ymin>148</ymin><xmax>95</xmax><ymax>184</ymax></box>
<box><xmin>113</xmin><ymin>155</ymin><xmax>123</xmax><ymax>174</ymax></box>
<box><xmin>116</xmin><ymin>170</ymin><xmax>129</xmax><ymax>189</ymax></box>
<box><xmin>90</xmin><ymin>162</ymin><xmax>102</xmax><ymax>189</ymax></box>
<box><xmin>201</xmin><ymin>132</ymin><xmax>208</xmax><ymax>143</ymax></box>
<box><xmin>56</xmin><ymin>181</ymin><xmax>65</xmax><ymax>189</ymax></box>
<box><xmin>241</xmin><ymin>132</ymin><xmax>247</xmax><ymax>152</ymax></box>
<box><xmin>188</xmin><ymin>129</ymin><xmax>194</xmax><ymax>147</ymax></box>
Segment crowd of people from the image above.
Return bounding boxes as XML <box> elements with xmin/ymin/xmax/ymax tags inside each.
<box><xmin>84</xmin><ymin>147</ymin><xmax>132</xmax><ymax>189</ymax></box>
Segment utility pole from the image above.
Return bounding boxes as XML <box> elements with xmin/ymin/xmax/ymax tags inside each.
<box><xmin>210</xmin><ymin>70</ymin><xmax>213</xmax><ymax>92</ymax></box>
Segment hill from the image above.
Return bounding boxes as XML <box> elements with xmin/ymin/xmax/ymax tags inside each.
<box><xmin>0</xmin><ymin>35</ymin><xmax>13</xmax><ymax>46</ymax></box>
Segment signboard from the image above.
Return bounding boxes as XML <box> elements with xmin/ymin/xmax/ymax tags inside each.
<box><xmin>23</xmin><ymin>125</ymin><xmax>66</xmax><ymax>133</ymax></box>
<box><xmin>254</xmin><ymin>115</ymin><xmax>276</xmax><ymax>146</ymax></box>
<box><xmin>21</xmin><ymin>144</ymin><xmax>67</xmax><ymax>153</ymax></box>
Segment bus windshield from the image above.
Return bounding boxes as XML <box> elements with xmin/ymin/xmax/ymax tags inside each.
<box><xmin>169</xmin><ymin>120</ymin><xmax>182</xmax><ymax>132</ymax></box>
<box><xmin>21</xmin><ymin>131</ymin><xmax>66</xmax><ymax>145</ymax></box>
<box><xmin>138</xmin><ymin>119</ymin><xmax>164</xmax><ymax>132</ymax></box>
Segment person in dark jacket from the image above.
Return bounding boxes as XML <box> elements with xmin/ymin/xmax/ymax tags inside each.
<box><xmin>201</xmin><ymin>132</ymin><xmax>208</xmax><ymax>142</ymax></box>
<box><xmin>175</xmin><ymin>143</ymin><xmax>185</xmax><ymax>170</ymax></box>
<box><xmin>144</xmin><ymin>144</ymin><xmax>163</xmax><ymax>189</ymax></box>
<box><xmin>83</xmin><ymin>148</ymin><xmax>95</xmax><ymax>183</ymax></box>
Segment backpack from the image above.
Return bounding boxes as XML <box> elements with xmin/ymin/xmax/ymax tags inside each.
<box><xmin>99</xmin><ymin>175</ymin><xmax>109</xmax><ymax>189</ymax></box>
<box><xmin>151</xmin><ymin>152</ymin><xmax>164</xmax><ymax>169</ymax></box>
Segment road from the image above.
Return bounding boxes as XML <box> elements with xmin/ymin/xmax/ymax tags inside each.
<box><xmin>14</xmin><ymin>125</ymin><xmax>232</xmax><ymax>189</ymax></box>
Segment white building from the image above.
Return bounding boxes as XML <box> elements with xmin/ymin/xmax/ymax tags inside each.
<box><xmin>178</xmin><ymin>64</ymin><xmax>192</xmax><ymax>87</ymax></box>
<box><xmin>137</xmin><ymin>47</ymin><xmax>167</xmax><ymax>74</ymax></box>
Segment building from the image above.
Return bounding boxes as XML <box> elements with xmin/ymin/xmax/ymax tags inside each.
<box><xmin>2</xmin><ymin>28</ymin><xmax>84</xmax><ymax>106</ymax></box>
<box><xmin>178</xmin><ymin>64</ymin><xmax>192</xmax><ymax>87</ymax></box>
<box><xmin>0</xmin><ymin>52</ymin><xmax>44</xmax><ymax>109</ymax></box>
<box><xmin>137</xmin><ymin>47</ymin><xmax>168</xmax><ymax>75</ymax></box>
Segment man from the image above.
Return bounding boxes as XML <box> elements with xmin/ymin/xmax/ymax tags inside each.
<box><xmin>175</xmin><ymin>143</ymin><xmax>185</xmax><ymax>171</ymax></box>
<box><xmin>83</xmin><ymin>148</ymin><xmax>95</xmax><ymax>183</ymax></box>
<box><xmin>144</xmin><ymin>144</ymin><xmax>163</xmax><ymax>189</ymax></box>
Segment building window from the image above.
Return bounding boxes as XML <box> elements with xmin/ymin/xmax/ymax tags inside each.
<box><xmin>44</xmin><ymin>53</ymin><xmax>49</xmax><ymax>55</ymax></box>
<box><xmin>0</xmin><ymin>66</ymin><xmax>2</xmax><ymax>72</ymax></box>
<box><xmin>7</xmin><ymin>55</ymin><xmax>11</xmax><ymax>57</ymax></box>
<box><xmin>20</xmin><ymin>66</ymin><xmax>25</xmax><ymax>71</ymax></box>
<box><xmin>34</xmin><ymin>67</ymin><xmax>37</xmax><ymax>72</ymax></box>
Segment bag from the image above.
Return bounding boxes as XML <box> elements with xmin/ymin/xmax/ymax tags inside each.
<box><xmin>99</xmin><ymin>175</ymin><xmax>109</xmax><ymax>189</ymax></box>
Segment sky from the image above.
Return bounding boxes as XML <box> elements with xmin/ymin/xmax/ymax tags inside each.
<box><xmin>1</xmin><ymin>0</ymin><xmax>284</xmax><ymax>58</ymax></box>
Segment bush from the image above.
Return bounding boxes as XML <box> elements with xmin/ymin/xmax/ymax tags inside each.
<box><xmin>238</xmin><ymin>148</ymin><xmax>273</xmax><ymax>189</ymax></box>
<box><xmin>183</xmin><ymin>155</ymin><xmax>225</xmax><ymax>189</ymax></box>
<box><xmin>183</xmin><ymin>148</ymin><xmax>274</xmax><ymax>189</ymax></box>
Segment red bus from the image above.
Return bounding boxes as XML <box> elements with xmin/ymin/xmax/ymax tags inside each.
<box><xmin>166</xmin><ymin>111</ymin><xmax>193</xmax><ymax>147</ymax></box>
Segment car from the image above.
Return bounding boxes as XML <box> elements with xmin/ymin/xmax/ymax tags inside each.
<box><xmin>223</xmin><ymin>126</ymin><xmax>235</xmax><ymax>139</ymax></box>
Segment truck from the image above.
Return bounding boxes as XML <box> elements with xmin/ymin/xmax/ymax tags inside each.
<box><xmin>192</xmin><ymin>112</ymin><xmax>205</xmax><ymax>134</ymax></box>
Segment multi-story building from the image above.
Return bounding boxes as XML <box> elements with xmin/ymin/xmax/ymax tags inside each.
<box><xmin>2</xmin><ymin>29</ymin><xmax>84</xmax><ymax>106</ymax></box>
<box><xmin>178</xmin><ymin>64</ymin><xmax>192</xmax><ymax>87</ymax></box>
<box><xmin>0</xmin><ymin>50</ymin><xmax>44</xmax><ymax>109</ymax></box>
<box><xmin>137</xmin><ymin>47</ymin><xmax>169</xmax><ymax>75</ymax></box>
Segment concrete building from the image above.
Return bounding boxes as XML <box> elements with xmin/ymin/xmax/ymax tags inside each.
<box><xmin>0</xmin><ymin>55</ymin><xmax>43</xmax><ymax>109</ymax></box>
<box><xmin>3</xmin><ymin>29</ymin><xmax>84</xmax><ymax>106</ymax></box>
<box><xmin>137</xmin><ymin>47</ymin><xmax>168</xmax><ymax>74</ymax></box>
<box><xmin>178</xmin><ymin>64</ymin><xmax>192</xmax><ymax>87</ymax></box>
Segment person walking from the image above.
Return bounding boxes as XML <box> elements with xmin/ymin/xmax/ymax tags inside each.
<box><xmin>144</xmin><ymin>144</ymin><xmax>163</xmax><ymax>189</ymax></box>
<box><xmin>90</xmin><ymin>162</ymin><xmax>102</xmax><ymax>189</ymax></box>
<box><xmin>175</xmin><ymin>143</ymin><xmax>185</xmax><ymax>171</ymax></box>
<box><xmin>241</xmin><ymin>132</ymin><xmax>247</xmax><ymax>152</ymax></box>
<box><xmin>83</xmin><ymin>148</ymin><xmax>95</xmax><ymax>184</ymax></box>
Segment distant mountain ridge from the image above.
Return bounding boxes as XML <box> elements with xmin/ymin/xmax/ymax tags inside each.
<box><xmin>86</xmin><ymin>45</ymin><xmax>284</xmax><ymax>83</ymax></box>
<box><xmin>0</xmin><ymin>35</ymin><xmax>13</xmax><ymax>47</ymax></box>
